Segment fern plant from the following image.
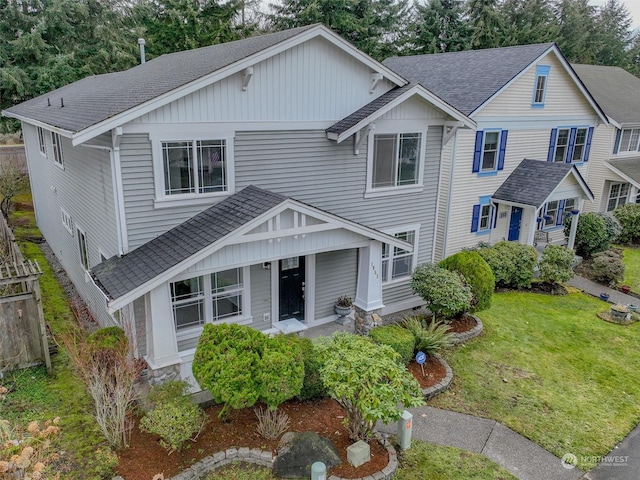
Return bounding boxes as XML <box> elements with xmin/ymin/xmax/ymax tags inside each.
<box><xmin>401</xmin><ymin>316</ymin><xmax>454</xmax><ymax>356</ymax></box>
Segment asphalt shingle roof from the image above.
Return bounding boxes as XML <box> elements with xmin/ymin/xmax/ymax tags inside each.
<box><xmin>92</xmin><ymin>185</ymin><xmax>287</xmax><ymax>300</ymax></box>
<box><xmin>608</xmin><ymin>157</ymin><xmax>640</xmax><ymax>184</ymax></box>
<box><xmin>4</xmin><ymin>25</ymin><xmax>316</xmax><ymax>133</ymax></box>
<box><xmin>383</xmin><ymin>43</ymin><xmax>554</xmax><ymax>115</ymax></box>
<box><xmin>492</xmin><ymin>158</ymin><xmax>579</xmax><ymax>207</ymax></box>
<box><xmin>572</xmin><ymin>64</ymin><xmax>640</xmax><ymax>125</ymax></box>
<box><xmin>326</xmin><ymin>84</ymin><xmax>415</xmax><ymax>135</ymax></box>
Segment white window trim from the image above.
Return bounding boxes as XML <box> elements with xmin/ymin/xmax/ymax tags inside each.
<box><xmin>365</xmin><ymin>124</ymin><xmax>427</xmax><ymax>199</ymax></box>
<box><xmin>172</xmin><ymin>266</ymin><xmax>252</xmax><ymax>347</ymax></box>
<box><xmin>553</xmin><ymin>128</ymin><xmax>570</xmax><ymax>163</ymax></box>
<box><xmin>478</xmin><ymin>203</ymin><xmax>494</xmax><ymax>232</ymax></box>
<box><xmin>553</xmin><ymin>126</ymin><xmax>590</xmax><ymax>164</ymax></box>
<box><xmin>51</xmin><ymin>132</ymin><xmax>64</xmax><ymax>169</ymax></box>
<box><xmin>150</xmin><ymin>126</ymin><xmax>235</xmax><ymax>208</ymax></box>
<box><xmin>381</xmin><ymin>224</ymin><xmax>420</xmax><ymax>286</ymax></box>
<box><xmin>37</xmin><ymin>127</ymin><xmax>47</xmax><ymax>157</ymax></box>
<box><xmin>617</xmin><ymin>127</ymin><xmax>640</xmax><ymax>155</ymax></box>
<box><xmin>607</xmin><ymin>182</ymin><xmax>630</xmax><ymax>212</ymax></box>
<box><xmin>60</xmin><ymin>207</ymin><xmax>73</xmax><ymax>235</ymax></box>
<box><xmin>480</xmin><ymin>130</ymin><xmax>502</xmax><ymax>173</ymax></box>
<box><xmin>76</xmin><ymin>225</ymin><xmax>90</xmax><ymax>282</ymax></box>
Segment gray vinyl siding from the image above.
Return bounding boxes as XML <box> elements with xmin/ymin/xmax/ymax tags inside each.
<box><xmin>22</xmin><ymin>123</ymin><xmax>118</xmax><ymax>327</ymax></box>
<box><xmin>248</xmin><ymin>263</ymin><xmax>272</xmax><ymax>331</ymax></box>
<box><xmin>315</xmin><ymin>249</ymin><xmax>358</xmax><ymax>319</ymax></box>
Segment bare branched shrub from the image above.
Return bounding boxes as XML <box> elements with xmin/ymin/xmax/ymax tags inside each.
<box><xmin>0</xmin><ymin>159</ymin><xmax>28</xmax><ymax>219</ymax></box>
<box><xmin>57</xmin><ymin>326</ymin><xmax>143</xmax><ymax>449</ymax></box>
<box><xmin>254</xmin><ymin>406</ymin><xmax>290</xmax><ymax>440</ymax></box>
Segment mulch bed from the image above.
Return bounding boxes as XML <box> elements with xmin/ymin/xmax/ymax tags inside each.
<box><xmin>423</xmin><ymin>312</ymin><xmax>477</xmax><ymax>334</ymax></box>
<box><xmin>117</xmin><ymin>398</ymin><xmax>388</xmax><ymax>480</ymax></box>
<box><xmin>407</xmin><ymin>355</ymin><xmax>447</xmax><ymax>389</ymax></box>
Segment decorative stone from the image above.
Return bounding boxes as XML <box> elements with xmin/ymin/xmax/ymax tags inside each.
<box><xmin>347</xmin><ymin>440</ymin><xmax>370</xmax><ymax>467</ymax></box>
<box><xmin>273</xmin><ymin>431</ymin><xmax>341</xmax><ymax>479</ymax></box>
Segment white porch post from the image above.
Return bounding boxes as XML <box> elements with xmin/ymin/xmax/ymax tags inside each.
<box><xmin>354</xmin><ymin>240</ymin><xmax>385</xmax><ymax>312</ymax></box>
<box><xmin>567</xmin><ymin>199</ymin><xmax>584</xmax><ymax>251</ymax></box>
<box><xmin>525</xmin><ymin>207</ymin><xmax>540</xmax><ymax>245</ymax></box>
<box><xmin>145</xmin><ymin>284</ymin><xmax>181</xmax><ymax>385</ymax></box>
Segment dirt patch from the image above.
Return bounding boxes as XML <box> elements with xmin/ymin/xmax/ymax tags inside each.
<box><xmin>117</xmin><ymin>398</ymin><xmax>389</xmax><ymax>480</ymax></box>
<box><xmin>424</xmin><ymin>313</ymin><xmax>477</xmax><ymax>334</ymax></box>
<box><xmin>407</xmin><ymin>355</ymin><xmax>447</xmax><ymax>389</ymax></box>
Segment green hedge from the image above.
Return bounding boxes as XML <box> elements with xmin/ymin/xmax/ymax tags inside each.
<box><xmin>369</xmin><ymin>325</ymin><xmax>415</xmax><ymax>365</ymax></box>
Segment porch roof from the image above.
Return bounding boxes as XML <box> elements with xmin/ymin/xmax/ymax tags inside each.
<box><xmin>606</xmin><ymin>157</ymin><xmax>640</xmax><ymax>189</ymax></box>
<box><xmin>492</xmin><ymin>158</ymin><xmax>594</xmax><ymax>208</ymax></box>
<box><xmin>91</xmin><ymin>185</ymin><xmax>411</xmax><ymax>309</ymax></box>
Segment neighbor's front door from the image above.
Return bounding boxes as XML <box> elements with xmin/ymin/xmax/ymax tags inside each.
<box><xmin>279</xmin><ymin>257</ymin><xmax>305</xmax><ymax>320</ymax></box>
<box><xmin>508</xmin><ymin>206</ymin><xmax>523</xmax><ymax>241</ymax></box>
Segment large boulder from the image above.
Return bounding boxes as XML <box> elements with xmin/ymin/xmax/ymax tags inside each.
<box><xmin>273</xmin><ymin>431</ymin><xmax>341</xmax><ymax>478</ymax></box>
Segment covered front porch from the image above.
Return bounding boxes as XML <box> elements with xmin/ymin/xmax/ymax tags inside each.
<box><xmin>91</xmin><ymin>185</ymin><xmax>411</xmax><ymax>390</ymax></box>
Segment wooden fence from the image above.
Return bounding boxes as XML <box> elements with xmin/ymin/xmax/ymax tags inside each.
<box><xmin>0</xmin><ymin>145</ymin><xmax>27</xmax><ymax>173</ymax></box>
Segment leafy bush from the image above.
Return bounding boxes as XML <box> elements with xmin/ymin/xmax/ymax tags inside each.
<box><xmin>317</xmin><ymin>332</ymin><xmax>423</xmax><ymax>441</ymax></box>
<box><xmin>564</xmin><ymin>212</ymin><xmax>616</xmax><ymax>259</ymax></box>
<box><xmin>439</xmin><ymin>251</ymin><xmax>495</xmax><ymax>312</ymax></box>
<box><xmin>411</xmin><ymin>263</ymin><xmax>472</xmax><ymax>321</ymax></box>
<box><xmin>257</xmin><ymin>334</ymin><xmax>304</xmax><ymax>410</ymax></box>
<box><xmin>296</xmin><ymin>338</ymin><xmax>327</xmax><ymax>401</ymax></box>
<box><xmin>401</xmin><ymin>316</ymin><xmax>454</xmax><ymax>356</ymax></box>
<box><xmin>613</xmin><ymin>203</ymin><xmax>640</xmax><ymax>244</ymax></box>
<box><xmin>591</xmin><ymin>249</ymin><xmax>625</xmax><ymax>286</ymax></box>
<box><xmin>539</xmin><ymin>245</ymin><xmax>575</xmax><ymax>284</ymax></box>
<box><xmin>477</xmin><ymin>241</ymin><xmax>538</xmax><ymax>289</ymax></box>
<box><xmin>369</xmin><ymin>325</ymin><xmax>415</xmax><ymax>365</ymax></box>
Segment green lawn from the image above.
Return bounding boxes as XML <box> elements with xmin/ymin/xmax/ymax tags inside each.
<box><xmin>432</xmin><ymin>291</ymin><xmax>640</xmax><ymax>470</ymax></box>
<box><xmin>621</xmin><ymin>246</ymin><xmax>640</xmax><ymax>292</ymax></box>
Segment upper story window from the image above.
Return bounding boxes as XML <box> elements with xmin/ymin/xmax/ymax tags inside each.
<box><xmin>607</xmin><ymin>182</ymin><xmax>630</xmax><ymax>212</ymax></box>
<box><xmin>51</xmin><ymin>132</ymin><xmax>64</xmax><ymax>168</ymax></box>
<box><xmin>471</xmin><ymin>196</ymin><xmax>495</xmax><ymax>234</ymax></box>
<box><xmin>472</xmin><ymin>130</ymin><xmax>508</xmax><ymax>175</ymax></box>
<box><xmin>371</xmin><ymin>133</ymin><xmax>422</xmax><ymax>189</ymax></box>
<box><xmin>532</xmin><ymin>65</ymin><xmax>550</xmax><ymax>108</ymax></box>
<box><xmin>616</xmin><ymin>128</ymin><xmax>640</xmax><ymax>154</ymax></box>
<box><xmin>162</xmin><ymin>139</ymin><xmax>227</xmax><ymax>195</ymax></box>
<box><xmin>381</xmin><ymin>227</ymin><xmax>419</xmax><ymax>284</ymax></box>
<box><xmin>37</xmin><ymin>127</ymin><xmax>46</xmax><ymax>156</ymax></box>
<box><xmin>547</xmin><ymin>127</ymin><xmax>593</xmax><ymax>163</ymax></box>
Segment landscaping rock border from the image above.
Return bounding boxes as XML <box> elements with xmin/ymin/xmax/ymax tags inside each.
<box><xmin>160</xmin><ymin>433</ymin><xmax>398</xmax><ymax>480</ymax></box>
<box><xmin>450</xmin><ymin>314</ymin><xmax>483</xmax><ymax>345</ymax></box>
<box><xmin>422</xmin><ymin>354</ymin><xmax>453</xmax><ymax>400</ymax></box>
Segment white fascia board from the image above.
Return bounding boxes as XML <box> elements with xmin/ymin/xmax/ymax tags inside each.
<box><xmin>605</xmin><ymin>163</ymin><xmax>640</xmax><ymax>189</ymax></box>
<box><xmin>491</xmin><ymin>198</ymin><xmax>536</xmax><ymax>209</ymax></box>
<box><xmin>334</xmin><ymin>85</ymin><xmax>475</xmax><ymax>143</ymax></box>
<box><xmin>471</xmin><ymin>46</ymin><xmax>609</xmax><ymax>125</ymax></box>
<box><xmin>72</xmin><ymin>25</ymin><xmax>407</xmax><ymax>146</ymax></box>
<box><xmin>609</xmin><ymin>116</ymin><xmax>622</xmax><ymax>130</ymax></box>
<box><xmin>106</xmin><ymin>197</ymin><xmax>411</xmax><ymax>311</ymax></box>
<box><xmin>0</xmin><ymin>112</ymin><xmax>74</xmax><ymax>138</ymax></box>
<box><xmin>539</xmin><ymin>170</ymin><xmax>594</xmax><ymax>206</ymax></box>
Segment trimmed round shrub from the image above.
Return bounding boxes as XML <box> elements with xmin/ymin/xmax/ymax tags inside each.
<box><xmin>296</xmin><ymin>337</ymin><xmax>327</xmax><ymax>401</ymax></box>
<box><xmin>477</xmin><ymin>241</ymin><xmax>538</xmax><ymax>289</ymax></box>
<box><xmin>564</xmin><ymin>212</ymin><xmax>615</xmax><ymax>259</ymax></box>
<box><xmin>411</xmin><ymin>263</ymin><xmax>472</xmax><ymax>321</ymax></box>
<box><xmin>613</xmin><ymin>203</ymin><xmax>640</xmax><ymax>244</ymax></box>
<box><xmin>539</xmin><ymin>245</ymin><xmax>575</xmax><ymax>284</ymax></box>
<box><xmin>439</xmin><ymin>250</ymin><xmax>495</xmax><ymax>312</ymax></box>
<box><xmin>369</xmin><ymin>325</ymin><xmax>415</xmax><ymax>365</ymax></box>
<box><xmin>591</xmin><ymin>248</ymin><xmax>625</xmax><ymax>286</ymax></box>
<box><xmin>257</xmin><ymin>333</ymin><xmax>304</xmax><ymax>410</ymax></box>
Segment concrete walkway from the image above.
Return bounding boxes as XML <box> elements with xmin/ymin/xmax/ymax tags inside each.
<box><xmin>567</xmin><ymin>275</ymin><xmax>639</xmax><ymax>306</ymax></box>
<box><xmin>377</xmin><ymin>407</ymin><xmax>584</xmax><ymax>480</ymax></box>
<box><xmin>584</xmin><ymin>421</ymin><xmax>640</xmax><ymax>480</ymax></box>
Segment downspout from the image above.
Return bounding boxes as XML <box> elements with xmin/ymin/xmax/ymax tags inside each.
<box><xmin>111</xmin><ymin>127</ymin><xmax>128</xmax><ymax>255</ymax></box>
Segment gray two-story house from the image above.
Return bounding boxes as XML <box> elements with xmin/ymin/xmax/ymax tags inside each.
<box><xmin>3</xmin><ymin>25</ymin><xmax>473</xmax><ymax>388</ymax></box>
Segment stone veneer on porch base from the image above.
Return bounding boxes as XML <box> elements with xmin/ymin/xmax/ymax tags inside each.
<box><xmin>354</xmin><ymin>306</ymin><xmax>383</xmax><ymax>335</ymax></box>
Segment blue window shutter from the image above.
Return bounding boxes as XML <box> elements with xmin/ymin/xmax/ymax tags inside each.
<box><xmin>497</xmin><ymin>130</ymin><xmax>508</xmax><ymax>170</ymax></box>
<box><xmin>471</xmin><ymin>204</ymin><xmax>480</xmax><ymax>233</ymax></box>
<box><xmin>557</xmin><ymin>200</ymin><xmax>566</xmax><ymax>226</ymax></box>
<box><xmin>613</xmin><ymin>129</ymin><xmax>622</xmax><ymax>154</ymax></box>
<box><xmin>472</xmin><ymin>131</ymin><xmax>483</xmax><ymax>173</ymax></box>
<box><xmin>584</xmin><ymin>127</ymin><xmax>594</xmax><ymax>162</ymax></box>
<box><xmin>547</xmin><ymin>129</ymin><xmax>558</xmax><ymax>162</ymax></box>
<box><xmin>566</xmin><ymin>128</ymin><xmax>577</xmax><ymax>163</ymax></box>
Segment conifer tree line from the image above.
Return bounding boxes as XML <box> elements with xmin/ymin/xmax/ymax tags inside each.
<box><xmin>0</xmin><ymin>0</ymin><xmax>637</xmax><ymax>132</ymax></box>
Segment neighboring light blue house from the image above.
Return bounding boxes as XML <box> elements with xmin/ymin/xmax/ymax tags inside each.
<box><xmin>2</xmin><ymin>25</ymin><xmax>474</xmax><ymax>388</ymax></box>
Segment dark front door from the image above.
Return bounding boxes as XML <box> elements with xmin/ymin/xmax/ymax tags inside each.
<box><xmin>279</xmin><ymin>257</ymin><xmax>305</xmax><ymax>320</ymax></box>
<box><xmin>508</xmin><ymin>207</ymin><xmax>523</xmax><ymax>241</ymax></box>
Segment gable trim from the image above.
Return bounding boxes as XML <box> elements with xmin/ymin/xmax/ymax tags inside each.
<box><xmin>606</xmin><ymin>162</ymin><xmax>640</xmax><ymax>190</ymax></box>
<box><xmin>538</xmin><ymin>169</ymin><xmax>594</xmax><ymax>207</ymax></box>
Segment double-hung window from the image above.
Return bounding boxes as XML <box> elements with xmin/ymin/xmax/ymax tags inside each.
<box><xmin>162</xmin><ymin>139</ymin><xmax>227</xmax><ymax>195</ymax></box>
<box><xmin>51</xmin><ymin>132</ymin><xmax>64</xmax><ymax>168</ymax></box>
<box><xmin>471</xmin><ymin>196</ymin><xmax>495</xmax><ymax>233</ymax></box>
<box><xmin>543</xmin><ymin>201</ymin><xmax>559</xmax><ymax>227</ymax></box>
<box><xmin>381</xmin><ymin>229</ymin><xmax>418</xmax><ymax>283</ymax></box>
<box><xmin>538</xmin><ymin>199</ymin><xmax>571</xmax><ymax>229</ymax></box>
<box><xmin>607</xmin><ymin>182</ymin><xmax>630</xmax><ymax>212</ymax></box>
<box><xmin>77</xmin><ymin>227</ymin><xmax>89</xmax><ymax>270</ymax></box>
<box><xmin>563</xmin><ymin>198</ymin><xmax>576</xmax><ymax>219</ymax></box>
<box><xmin>548</xmin><ymin>127</ymin><xmax>593</xmax><ymax>163</ymax></box>
<box><xmin>37</xmin><ymin>127</ymin><xmax>46</xmax><ymax>156</ymax></box>
<box><xmin>532</xmin><ymin>65</ymin><xmax>550</xmax><ymax>107</ymax></box>
<box><xmin>368</xmin><ymin>131</ymin><xmax>423</xmax><ymax>194</ymax></box>
<box><xmin>472</xmin><ymin>130</ymin><xmax>508</xmax><ymax>174</ymax></box>
<box><xmin>616</xmin><ymin>128</ymin><xmax>640</xmax><ymax>153</ymax></box>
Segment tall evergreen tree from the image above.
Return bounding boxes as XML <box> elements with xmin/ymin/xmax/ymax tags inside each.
<box><xmin>500</xmin><ymin>0</ymin><xmax>558</xmax><ymax>46</ymax></box>
<box><xmin>467</xmin><ymin>0</ymin><xmax>504</xmax><ymax>49</ymax></box>
<box><xmin>554</xmin><ymin>0</ymin><xmax>598</xmax><ymax>63</ymax></box>
<box><xmin>592</xmin><ymin>0</ymin><xmax>632</xmax><ymax>66</ymax></box>
<box><xmin>412</xmin><ymin>0</ymin><xmax>469</xmax><ymax>54</ymax></box>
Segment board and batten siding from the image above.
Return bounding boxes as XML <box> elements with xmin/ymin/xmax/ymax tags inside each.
<box><xmin>315</xmin><ymin>249</ymin><xmax>358</xmax><ymax>319</ymax></box>
<box><xmin>249</xmin><ymin>263</ymin><xmax>271</xmax><ymax>331</ymax></box>
<box><xmin>22</xmin><ymin>123</ymin><xmax>118</xmax><ymax>327</ymax></box>
<box><xmin>129</xmin><ymin>36</ymin><xmax>396</xmax><ymax>126</ymax></box>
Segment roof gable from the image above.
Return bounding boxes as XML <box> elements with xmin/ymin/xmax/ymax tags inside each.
<box><xmin>3</xmin><ymin>25</ymin><xmax>407</xmax><ymax>145</ymax></box>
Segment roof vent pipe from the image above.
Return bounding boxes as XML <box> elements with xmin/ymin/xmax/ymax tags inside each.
<box><xmin>138</xmin><ymin>38</ymin><xmax>146</xmax><ymax>64</ymax></box>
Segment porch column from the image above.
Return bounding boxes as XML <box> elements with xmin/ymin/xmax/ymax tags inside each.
<box><xmin>525</xmin><ymin>207</ymin><xmax>540</xmax><ymax>246</ymax></box>
<box><xmin>355</xmin><ymin>240</ymin><xmax>384</xmax><ymax>312</ymax></box>
<box><xmin>567</xmin><ymin>199</ymin><xmax>584</xmax><ymax>251</ymax></box>
<box><xmin>145</xmin><ymin>284</ymin><xmax>181</xmax><ymax>385</ymax></box>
